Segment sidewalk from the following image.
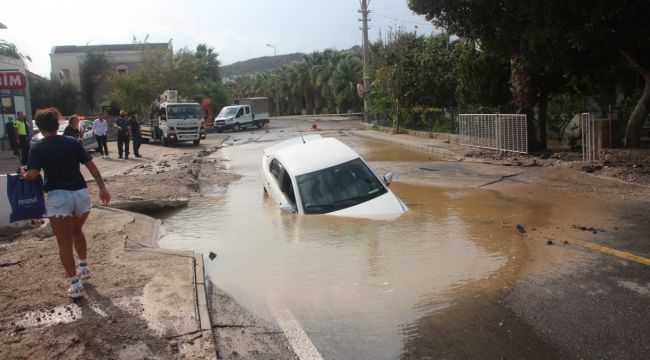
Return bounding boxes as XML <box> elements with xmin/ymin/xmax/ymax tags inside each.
<box><xmin>0</xmin><ymin>144</ymin><xmax>216</xmax><ymax>359</ymax></box>
<box><xmin>351</xmin><ymin>127</ymin><xmax>471</xmax><ymax>161</ymax></box>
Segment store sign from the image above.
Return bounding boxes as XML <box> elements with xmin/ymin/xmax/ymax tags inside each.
<box><xmin>0</xmin><ymin>71</ymin><xmax>26</xmax><ymax>90</ymax></box>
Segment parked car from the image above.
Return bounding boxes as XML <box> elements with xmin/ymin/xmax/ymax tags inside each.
<box><xmin>31</xmin><ymin>119</ymin><xmax>97</xmax><ymax>151</ymax></box>
<box><xmin>261</xmin><ymin>135</ymin><xmax>408</xmax><ymax>217</ymax></box>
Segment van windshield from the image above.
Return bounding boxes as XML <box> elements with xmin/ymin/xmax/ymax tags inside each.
<box><xmin>218</xmin><ymin>106</ymin><xmax>238</xmax><ymax>117</ymax></box>
<box><xmin>166</xmin><ymin>104</ymin><xmax>203</xmax><ymax>119</ymax></box>
<box><xmin>296</xmin><ymin>158</ymin><xmax>387</xmax><ymax>214</ymax></box>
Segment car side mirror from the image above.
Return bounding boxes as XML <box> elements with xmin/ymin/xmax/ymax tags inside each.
<box><xmin>160</xmin><ymin>115</ymin><xmax>166</xmax><ymax>121</ymax></box>
<box><xmin>279</xmin><ymin>203</ymin><xmax>294</xmax><ymax>213</ymax></box>
<box><xmin>383</xmin><ymin>172</ymin><xmax>393</xmax><ymax>186</ymax></box>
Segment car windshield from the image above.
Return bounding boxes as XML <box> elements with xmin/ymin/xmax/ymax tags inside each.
<box><xmin>296</xmin><ymin>158</ymin><xmax>388</xmax><ymax>214</ymax></box>
<box><xmin>166</xmin><ymin>104</ymin><xmax>203</xmax><ymax>119</ymax></box>
<box><xmin>218</xmin><ymin>107</ymin><xmax>238</xmax><ymax>117</ymax></box>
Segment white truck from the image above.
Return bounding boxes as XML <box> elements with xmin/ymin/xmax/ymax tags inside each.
<box><xmin>213</xmin><ymin>97</ymin><xmax>270</xmax><ymax>132</ymax></box>
<box><xmin>141</xmin><ymin>90</ymin><xmax>207</xmax><ymax>146</ymax></box>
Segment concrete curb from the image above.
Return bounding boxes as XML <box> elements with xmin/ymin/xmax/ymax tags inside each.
<box><xmin>102</xmin><ymin>205</ymin><xmax>217</xmax><ymax>357</ymax></box>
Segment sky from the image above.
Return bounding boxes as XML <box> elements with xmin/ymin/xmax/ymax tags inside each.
<box><xmin>1</xmin><ymin>0</ymin><xmax>437</xmax><ymax>78</ymax></box>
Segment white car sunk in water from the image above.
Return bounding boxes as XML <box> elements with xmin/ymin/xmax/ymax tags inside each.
<box><xmin>261</xmin><ymin>134</ymin><xmax>408</xmax><ymax>217</ymax></box>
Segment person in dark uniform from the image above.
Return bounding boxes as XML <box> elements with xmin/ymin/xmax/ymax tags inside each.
<box><xmin>4</xmin><ymin>117</ymin><xmax>19</xmax><ymax>156</ymax></box>
<box><xmin>113</xmin><ymin>111</ymin><xmax>131</xmax><ymax>159</ymax></box>
<box><xmin>14</xmin><ymin>111</ymin><xmax>30</xmax><ymax>165</ymax></box>
<box><xmin>128</xmin><ymin>112</ymin><xmax>142</xmax><ymax>157</ymax></box>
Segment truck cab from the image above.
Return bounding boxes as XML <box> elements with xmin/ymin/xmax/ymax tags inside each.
<box><xmin>142</xmin><ymin>90</ymin><xmax>207</xmax><ymax>146</ymax></box>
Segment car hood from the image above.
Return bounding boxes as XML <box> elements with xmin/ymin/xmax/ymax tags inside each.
<box><xmin>327</xmin><ymin>191</ymin><xmax>408</xmax><ymax>218</ymax></box>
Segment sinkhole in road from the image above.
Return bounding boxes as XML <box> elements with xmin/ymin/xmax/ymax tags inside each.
<box><xmin>158</xmin><ymin>136</ymin><xmax>534</xmax><ymax>359</ymax></box>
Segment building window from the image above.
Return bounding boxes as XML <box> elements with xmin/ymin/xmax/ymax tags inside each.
<box><xmin>1</xmin><ymin>95</ymin><xmax>15</xmax><ymax>114</ymax></box>
<box><xmin>116</xmin><ymin>65</ymin><xmax>128</xmax><ymax>74</ymax></box>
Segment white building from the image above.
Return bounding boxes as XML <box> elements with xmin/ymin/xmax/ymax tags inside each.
<box><xmin>50</xmin><ymin>41</ymin><xmax>172</xmax><ymax>109</ymax></box>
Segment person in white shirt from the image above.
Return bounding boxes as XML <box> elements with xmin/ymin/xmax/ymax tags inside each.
<box><xmin>92</xmin><ymin>114</ymin><xmax>109</xmax><ymax>159</ymax></box>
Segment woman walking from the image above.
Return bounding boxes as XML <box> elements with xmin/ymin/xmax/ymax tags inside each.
<box><xmin>21</xmin><ymin>108</ymin><xmax>111</xmax><ymax>298</ymax></box>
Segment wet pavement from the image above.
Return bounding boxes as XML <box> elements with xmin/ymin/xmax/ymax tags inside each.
<box><xmin>157</xmin><ymin>125</ymin><xmax>543</xmax><ymax>358</ymax></box>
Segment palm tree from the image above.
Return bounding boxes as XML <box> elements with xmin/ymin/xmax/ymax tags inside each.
<box><xmin>0</xmin><ymin>40</ymin><xmax>31</xmax><ymax>64</ymax></box>
<box><xmin>195</xmin><ymin>44</ymin><xmax>221</xmax><ymax>82</ymax></box>
<box><xmin>329</xmin><ymin>54</ymin><xmax>363</xmax><ymax>113</ymax></box>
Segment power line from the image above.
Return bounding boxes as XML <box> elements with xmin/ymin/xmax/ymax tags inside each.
<box><xmin>373</xmin><ymin>12</ymin><xmax>433</xmax><ymax>27</ymax></box>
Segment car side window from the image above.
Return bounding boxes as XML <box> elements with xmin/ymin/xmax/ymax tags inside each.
<box><xmin>270</xmin><ymin>158</ymin><xmax>283</xmax><ymax>182</ymax></box>
<box><xmin>245</xmin><ymin>107</ymin><xmax>250</xmax><ymax>115</ymax></box>
<box><xmin>237</xmin><ymin>108</ymin><xmax>244</xmax><ymax>117</ymax></box>
<box><xmin>281</xmin><ymin>174</ymin><xmax>296</xmax><ymax>205</ymax></box>
<box><xmin>270</xmin><ymin>158</ymin><xmax>295</xmax><ymax>205</ymax></box>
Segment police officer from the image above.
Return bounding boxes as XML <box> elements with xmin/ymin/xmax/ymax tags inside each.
<box><xmin>14</xmin><ymin>111</ymin><xmax>30</xmax><ymax>165</ymax></box>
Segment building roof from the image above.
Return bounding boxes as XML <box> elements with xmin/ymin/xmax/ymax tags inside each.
<box><xmin>51</xmin><ymin>42</ymin><xmax>171</xmax><ymax>55</ymax></box>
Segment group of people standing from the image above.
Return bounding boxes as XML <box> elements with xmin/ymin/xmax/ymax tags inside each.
<box><xmin>5</xmin><ymin>111</ymin><xmax>143</xmax><ymax>164</ymax></box>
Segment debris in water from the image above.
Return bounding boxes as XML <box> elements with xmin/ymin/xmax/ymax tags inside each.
<box><xmin>547</xmin><ymin>240</ymin><xmax>554</xmax><ymax>245</ymax></box>
<box><xmin>208</xmin><ymin>252</ymin><xmax>217</xmax><ymax>261</ymax></box>
<box><xmin>516</xmin><ymin>224</ymin><xmax>526</xmax><ymax>234</ymax></box>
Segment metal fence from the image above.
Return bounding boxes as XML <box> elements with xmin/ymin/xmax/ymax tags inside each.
<box><xmin>458</xmin><ymin>114</ymin><xmax>528</xmax><ymax>154</ymax></box>
<box><xmin>581</xmin><ymin>113</ymin><xmax>597</xmax><ymax>162</ymax></box>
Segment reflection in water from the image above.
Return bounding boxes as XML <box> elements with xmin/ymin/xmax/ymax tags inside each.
<box><xmin>158</xmin><ymin>138</ymin><xmax>532</xmax><ymax>359</ymax></box>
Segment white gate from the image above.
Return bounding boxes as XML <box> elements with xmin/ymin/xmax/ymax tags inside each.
<box><xmin>458</xmin><ymin>114</ymin><xmax>528</xmax><ymax>154</ymax></box>
<box><xmin>581</xmin><ymin>113</ymin><xmax>597</xmax><ymax>162</ymax></box>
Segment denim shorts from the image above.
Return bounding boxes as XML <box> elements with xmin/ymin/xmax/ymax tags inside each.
<box><xmin>46</xmin><ymin>188</ymin><xmax>92</xmax><ymax>217</ymax></box>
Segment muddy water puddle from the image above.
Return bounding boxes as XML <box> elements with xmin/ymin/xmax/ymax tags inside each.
<box><xmin>159</xmin><ymin>137</ymin><xmax>535</xmax><ymax>359</ymax></box>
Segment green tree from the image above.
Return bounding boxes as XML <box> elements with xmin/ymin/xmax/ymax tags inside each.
<box><xmin>409</xmin><ymin>0</ymin><xmax>650</xmax><ymax>148</ymax></box>
<box><xmin>0</xmin><ymin>40</ymin><xmax>31</xmax><ymax>63</ymax></box>
<box><xmin>29</xmin><ymin>77</ymin><xmax>80</xmax><ymax>115</ymax></box>
<box><xmin>195</xmin><ymin>44</ymin><xmax>221</xmax><ymax>82</ymax></box>
<box><xmin>80</xmin><ymin>52</ymin><xmax>110</xmax><ymax>111</ymax></box>
<box><xmin>454</xmin><ymin>41</ymin><xmax>511</xmax><ymax>111</ymax></box>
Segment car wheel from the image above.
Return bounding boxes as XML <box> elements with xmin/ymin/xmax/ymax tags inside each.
<box><xmin>256</xmin><ymin>122</ymin><xmax>263</xmax><ymax>129</ymax></box>
<box><xmin>193</xmin><ymin>139</ymin><xmax>200</xmax><ymax>145</ymax></box>
<box><xmin>233</xmin><ymin>123</ymin><xmax>241</xmax><ymax>132</ymax></box>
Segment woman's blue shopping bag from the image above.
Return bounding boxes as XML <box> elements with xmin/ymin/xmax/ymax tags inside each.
<box><xmin>6</xmin><ymin>174</ymin><xmax>47</xmax><ymax>222</ymax></box>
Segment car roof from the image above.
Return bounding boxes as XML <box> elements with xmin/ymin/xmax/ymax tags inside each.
<box><xmin>270</xmin><ymin>136</ymin><xmax>360</xmax><ymax>176</ymax></box>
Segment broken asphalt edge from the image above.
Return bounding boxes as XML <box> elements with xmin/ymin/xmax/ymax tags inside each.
<box><xmin>98</xmin><ymin>205</ymin><xmax>217</xmax><ymax>358</ymax></box>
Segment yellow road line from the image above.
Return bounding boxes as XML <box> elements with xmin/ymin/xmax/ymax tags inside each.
<box><xmin>574</xmin><ymin>239</ymin><xmax>650</xmax><ymax>267</ymax></box>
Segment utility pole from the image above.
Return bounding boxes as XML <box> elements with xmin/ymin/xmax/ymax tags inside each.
<box><xmin>359</xmin><ymin>0</ymin><xmax>371</xmax><ymax>123</ymax></box>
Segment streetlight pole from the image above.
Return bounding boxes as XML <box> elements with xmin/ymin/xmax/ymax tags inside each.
<box><xmin>265</xmin><ymin>43</ymin><xmax>276</xmax><ymax>57</ymax></box>
<box><xmin>359</xmin><ymin>0</ymin><xmax>371</xmax><ymax>123</ymax></box>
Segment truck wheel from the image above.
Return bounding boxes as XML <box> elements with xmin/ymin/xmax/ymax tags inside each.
<box><xmin>256</xmin><ymin>122</ymin><xmax>263</xmax><ymax>129</ymax></box>
<box><xmin>193</xmin><ymin>139</ymin><xmax>200</xmax><ymax>145</ymax></box>
<box><xmin>233</xmin><ymin>123</ymin><xmax>241</xmax><ymax>132</ymax></box>
<box><xmin>161</xmin><ymin>136</ymin><xmax>168</xmax><ymax>147</ymax></box>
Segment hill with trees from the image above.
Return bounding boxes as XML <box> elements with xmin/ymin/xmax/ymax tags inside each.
<box><xmin>220</xmin><ymin>53</ymin><xmax>306</xmax><ymax>79</ymax></box>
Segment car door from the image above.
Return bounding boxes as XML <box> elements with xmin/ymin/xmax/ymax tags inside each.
<box><xmin>244</xmin><ymin>106</ymin><xmax>253</xmax><ymax>125</ymax></box>
<box><xmin>79</xmin><ymin>121</ymin><xmax>96</xmax><ymax>149</ymax></box>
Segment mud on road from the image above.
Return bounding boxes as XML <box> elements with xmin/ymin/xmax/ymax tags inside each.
<box><xmin>0</xmin><ymin>138</ymin><xmax>233</xmax><ymax>359</ymax></box>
